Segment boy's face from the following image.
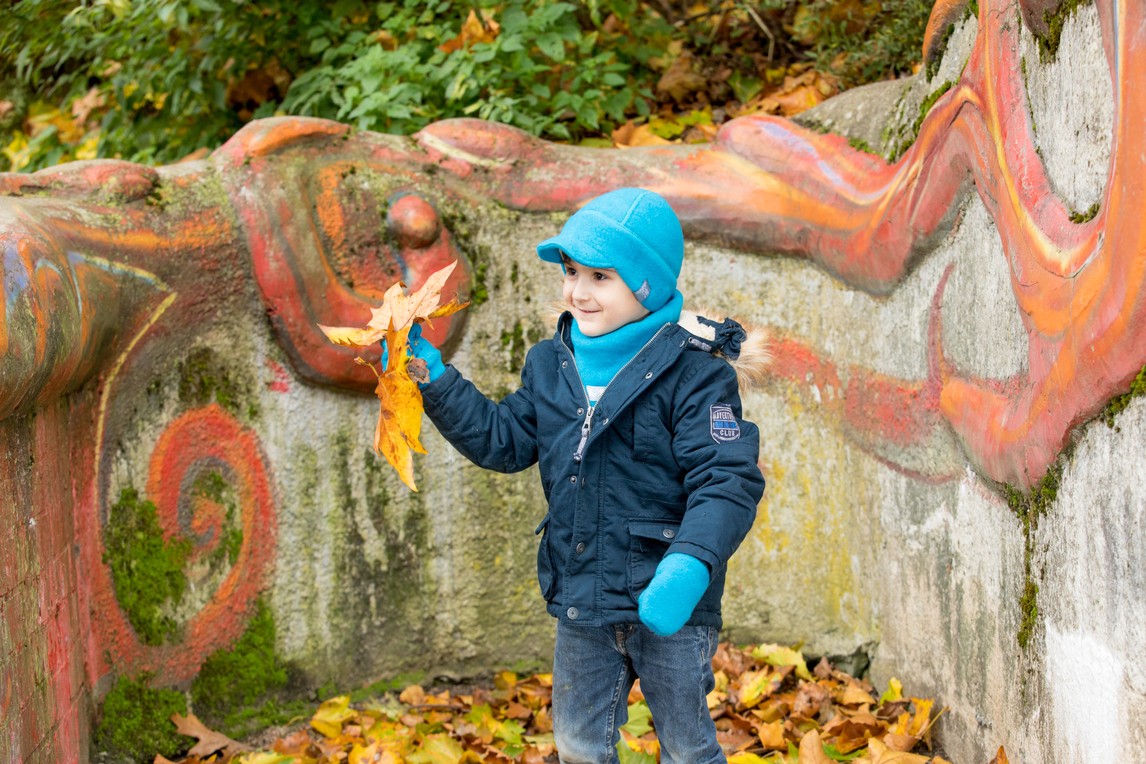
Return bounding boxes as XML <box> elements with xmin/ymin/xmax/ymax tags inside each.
<box><xmin>561</xmin><ymin>254</ymin><xmax>649</xmax><ymax>337</ymax></box>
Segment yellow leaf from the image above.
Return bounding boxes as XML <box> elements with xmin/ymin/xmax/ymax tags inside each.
<box><xmin>880</xmin><ymin>677</ymin><xmax>903</xmax><ymax>704</ymax></box>
<box><xmin>311</xmin><ymin>695</ymin><xmax>356</xmax><ymax>738</ymax></box>
<box><xmin>738</xmin><ymin>668</ymin><xmax>787</xmax><ymax>708</ymax></box>
<box><xmin>907</xmin><ymin>698</ymin><xmax>933</xmax><ymax>736</ymax></box>
<box><xmin>728</xmin><ymin>754</ymin><xmax>776</xmax><ymax>764</ymax></box>
<box><xmin>757</xmin><ymin>719</ymin><xmax>786</xmax><ymax>750</ymax></box>
<box><xmin>318</xmin><ymin>261</ymin><xmax>469</xmax><ymax>491</ymax></box>
<box><xmin>233</xmin><ymin>754</ymin><xmax>298</xmax><ymax>764</ymax></box>
<box><xmin>751</xmin><ymin>643</ymin><xmax>812</xmax><ymax>681</ymax></box>
<box><xmin>408</xmin><ymin>733</ymin><xmax>466</xmax><ymax>764</ymax></box>
<box><xmin>317</xmin><ymin>323</ymin><xmax>386</xmax><ymax>348</ymax></box>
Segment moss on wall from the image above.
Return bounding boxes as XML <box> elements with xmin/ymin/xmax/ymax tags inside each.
<box><xmin>329</xmin><ymin>430</ymin><xmax>436</xmax><ymax>678</ymax></box>
<box><xmin>177</xmin><ymin>345</ymin><xmax>260</xmax><ymax>420</ymax></box>
<box><xmin>1101</xmin><ymin>364</ymin><xmax>1146</xmax><ymax>428</ymax></box>
<box><xmin>190</xmin><ymin>470</ymin><xmax>243</xmax><ymax>567</ymax></box>
<box><xmin>91</xmin><ymin>674</ymin><xmax>189</xmax><ymax>763</ymax></box>
<box><xmin>102</xmin><ymin>487</ymin><xmax>191</xmax><ymax>646</ymax></box>
<box><xmin>190</xmin><ymin>599</ymin><xmax>292</xmax><ymax>738</ymax></box>
<box><xmin>1004</xmin><ymin>458</ymin><xmax>1063</xmax><ymax>649</ymax></box>
<box><xmin>1034</xmin><ymin>0</ymin><xmax>1095</xmax><ymax>62</ymax></box>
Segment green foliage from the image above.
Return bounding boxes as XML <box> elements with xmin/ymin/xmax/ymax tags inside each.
<box><xmin>103</xmin><ymin>487</ymin><xmax>192</xmax><ymax>646</ymax></box>
<box><xmin>190</xmin><ymin>599</ymin><xmax>292</xmax><ymax>737</ymax></box>
<box><xmin>795</xmin><ymin>0</ymin><xmax>934</xmax><ymax>87</ymax></box>
<box><xmin>3</xmin><ymin>0</ymin><xmax>934</xmax><ymax>170</ymax></box>
<box><xmin>92</xmin><ymin>673</ymin><xmax>190</xmax><ymax>763</ymax></box>
<box><xmin>281</xmin><ymin>0</ymin><xmax>664</xmax><ymax>141</ymax></box>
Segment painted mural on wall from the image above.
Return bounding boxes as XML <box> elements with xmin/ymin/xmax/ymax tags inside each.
<box><xmin>0</xmin><ymin>0</ymin><xmax>1140</xmax><ymax>755</ymax></box>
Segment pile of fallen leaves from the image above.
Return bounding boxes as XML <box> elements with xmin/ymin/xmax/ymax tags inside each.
<box><xmin>150</xmin><ymin>641</ymin><xmax>1014</xmax><ymax>764</ymax></box>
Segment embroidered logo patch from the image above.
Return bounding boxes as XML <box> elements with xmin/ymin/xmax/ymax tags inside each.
<box><xmin>710</xmin><ymin>404</ymin><xmax>740</xmax><ymax>443</ymax></box>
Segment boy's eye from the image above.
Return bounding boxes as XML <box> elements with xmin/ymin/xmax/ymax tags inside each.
<box><xmin>593</xmin><ymin>271</ymin><xmax>608</xmax><ymax>281</ymax></box>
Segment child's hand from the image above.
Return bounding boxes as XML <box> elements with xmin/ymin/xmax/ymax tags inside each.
<box><xmin>637</xmin><ymin>553</ymin><xmax>710</xmax><ymax>637</ymax></box>
<box><xmin>407</xmin><ymin>323</ymin><xmax>446</xmax><ymax>385</ymax></box>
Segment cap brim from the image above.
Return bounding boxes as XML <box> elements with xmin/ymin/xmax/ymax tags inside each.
<box><xmin>535</xmin><ymin>212</ymin><xmax>632</xmax><ymax>269</ymax></box>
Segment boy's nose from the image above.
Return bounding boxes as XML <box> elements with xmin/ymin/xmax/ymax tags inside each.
<box><xmin>570</xmin><ymin>277</ymin><xmax>591</xmax><ymax>303</ymax></box>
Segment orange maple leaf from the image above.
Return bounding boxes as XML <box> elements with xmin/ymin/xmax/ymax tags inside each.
<box><xmin>317</xmin><ymin>260</ymin><xmax>469</xmax><ymax>491</ymax></box>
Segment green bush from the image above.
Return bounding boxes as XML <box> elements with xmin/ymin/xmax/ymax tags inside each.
<box><xmin>92</xmin><ymin>674</ymin><xmax>189</xmax><ymax>763</ymax></box>
<box><xmin>1</xmin><ymin>0</ymin><xmax>932</xmax><ymax>171</ymax></box>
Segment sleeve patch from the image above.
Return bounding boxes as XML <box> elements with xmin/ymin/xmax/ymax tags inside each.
<box><xmin>710</xmin><ymin>404</ymin><xmax>741</xmax><ymax>443</ymax></box>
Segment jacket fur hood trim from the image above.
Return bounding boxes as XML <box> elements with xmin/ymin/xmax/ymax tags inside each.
<box><xmin>677</xmin><ymin>309</ymin><xmax>771</xmax><ymax>390</ymax></box>
<box><xmin>545</xmin><ymin>302</ymin><xmax>771</xmax><ymax>389</ymax></box>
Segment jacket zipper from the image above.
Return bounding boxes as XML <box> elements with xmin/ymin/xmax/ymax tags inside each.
<box><xmin>562</xmin><ymin>324</ymin><xmax>670</xmax><ymax>463</ymax></box>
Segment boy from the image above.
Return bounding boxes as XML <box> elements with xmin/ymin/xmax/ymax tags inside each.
<box><xmin>408</xmin><ymin>187</ymin><xmax>765</xmax><ymax>763</ymax></box>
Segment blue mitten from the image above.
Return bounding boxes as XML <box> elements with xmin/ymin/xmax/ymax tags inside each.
<box><xmin>407</xmin><ymin>323</ymin><xmax>446</xmax><ymax>386</ymax></box>
<box><xmin>637</xmin><ymin>553</ymin><xmax>711</xmax><ymax>637</ymax></box>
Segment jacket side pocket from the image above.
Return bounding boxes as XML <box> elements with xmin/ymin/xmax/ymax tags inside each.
<box><xmin>627</xmin><ymin>520</ymin><xmax>680</xmax><ymax>599</ymax></box>
<box><xmin>535</xmin><ymin>513</ymin><xmax>557</xmax><ymax>601</ymax></box>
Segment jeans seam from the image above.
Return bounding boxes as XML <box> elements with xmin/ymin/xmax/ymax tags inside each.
<box><xmin>604</xmin><ymin>651</ymin><xmax>630</xmax><ymax>764</ymax></box>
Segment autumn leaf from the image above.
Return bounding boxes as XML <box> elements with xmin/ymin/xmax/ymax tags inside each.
<box><xmin>311</xmin><ymin>695</ymin><xmax>357</xmax><ymax>738</ymax></box>
<box><xmin>406</xmin><ymin>733</ymin><xmax>467</xmax><ymax>764</ymax></box>
<box><xmin>317</xmin><ymin>260</ymin><xmax>469</xmax><ymax>491</ymax></box>
<box><xmin>988</xmin><ymin>747</ymin><xmax>1010</xmax><ymax>764</ymax></box>
<box><xmin>866</xmin><ymin>738</ymin><xmax>932</xmax><ymax>764</ymax></box>
<box><xmin>154</xmin><ymin>642</ymin><xmax>950</xmax><ymax>764</ymax></box>
<box><xmin>171</xmin><ymin>713</ymin><xmax>248</xmax><ymax>761</ymax></box>
<box><xmin>798</xmin><ymin>730</ymin><xmax>834</xmax><ymax>764</ymax></box>
<box><xmin>233</xmin><ymin>754</ymin><xmax>296</xmax><ymax>764</ymax></box>
<box><xmin>438</xmin><ymin>9</ymin><xmax>500</xmax><ymax>53</ymax></box>
<box><xmin>752</xmin><ymin>643</ymin><xmax>813</xmax><ymax>681</ymax></box>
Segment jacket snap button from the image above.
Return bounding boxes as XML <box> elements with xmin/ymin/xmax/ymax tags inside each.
<box><xmin>576</xmin><ymin>542</ymin><xmax>585</xmax><ymax>554</ymax></box>
<box><xmin>644</xmin><ymin>372</ymin><xmax>653</xmax><ymax>379</ymax></box>
<box><xmin>562</xmin><ymin>361</ymin><xmax>568</xmax><ymax>368</ymax></box>
<box><xmin>577</xmin><ymin>407</ymin><xmax>584</xmax><ymax>415</ymax></box>
<box><xmin>602</xmin><ymin>418</ymin><xmax>609</xmax><ymax>425</ymax></box>
<box><xmin>569</xmin><ymin>475</ymin><xmax>577</xmax><ymax>483</ymax></box>
<box><xmin>567</xmin><ymin>607</ymin><xmax>579</xmax><ymax>619</ymax></box>
<box><xmin>662</xmin><ymin>529</ymin><xmax>676</xmax><ymax>539</ymax></box>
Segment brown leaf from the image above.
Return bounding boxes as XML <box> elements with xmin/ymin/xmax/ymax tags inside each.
<box><xmin>439</xmin><ymin>10</ymin><xmax>500</xmax><ymax>53</ymax></box>
<box><xmin>171</xmin><ymin>713</ymin><xmax>247</xmax><ymax>760</ymax></box>
<box><xmin>793</xmin><ymin>681</ymin><xmax>830</xmax><ymax>718</ymax></box>
<box><xmin>656</xmin><ymin>51</ymin><xmax>707</xmax><ymax>103</ymax></box>
<box><xmin>798</xmin><ymin>729</ymin><xmax>834</xmax><ymax>764</ymax></box>
<box><xmin>881</xmin><ymin>732</ymin><xmax>920</xmax><ymax>752</ymax></box>
<box><xmin>866</xmin><ymin>738</ymin><xmax>932</xmax><ymax>763</ymax></box>
<box><xmin>757</xmin><ymin>719</ymin><xmax>786</xmax><ymax>750</ymax></box>
<box><xmin>399</xmin><ymin>685</ymin><xmax>427</xmax><ymax>705</ymax></box>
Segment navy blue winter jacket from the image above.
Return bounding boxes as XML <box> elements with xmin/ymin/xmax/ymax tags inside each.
<box><xmin>421</xmin><ymin>312</ymin><xmax>765</xmax><ymax>629</ymax></box>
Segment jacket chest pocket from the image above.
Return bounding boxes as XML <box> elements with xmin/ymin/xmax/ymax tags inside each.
<box><xmin>535</xmin><ymin>514</ymin><xmax>557</xmax><ymax>601</ymax></box>
<box><xmin>627</xmin><ymin>520</ymin><xmax>680</xmax><ymax>598</ymax></box>
<box><xmin>633</xmin><ymin>401</ymin><xmax>671</xmax><ymax>463</ymax></box>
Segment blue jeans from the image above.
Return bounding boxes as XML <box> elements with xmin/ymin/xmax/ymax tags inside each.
<box><xmin>552</xmin><ymin>621</ymin><xmax>724</xmax><ymax>764</ymax></box>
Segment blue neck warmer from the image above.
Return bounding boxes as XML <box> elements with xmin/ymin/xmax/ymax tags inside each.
<box><xmin>570</xmin><ymin>291</ymin><xmax>684</xmax><ymax>403</ymax></box>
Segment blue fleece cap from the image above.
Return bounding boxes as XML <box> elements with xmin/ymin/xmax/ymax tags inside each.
<box><xmin>536</xmin><ymin>187</ymin><xmax>684</xmax><ymax>311</ymax></box>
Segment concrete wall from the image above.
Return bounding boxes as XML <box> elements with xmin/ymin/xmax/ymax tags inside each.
<box><xmin>1</xmin><ymin>0</ymin><xmax>1143</xmax><ymax>762</ymax></box>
